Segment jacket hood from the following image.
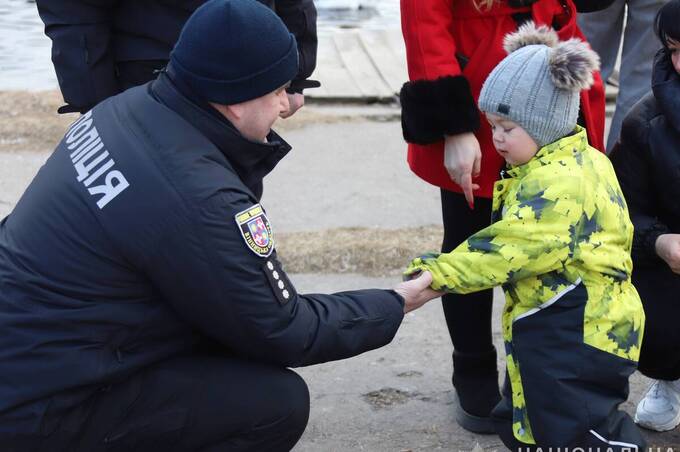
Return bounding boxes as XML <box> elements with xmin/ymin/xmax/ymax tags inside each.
<box><xmin>652</xmin><ymin>48</ymin><xmax>680</xmax><ymax>134</ymax></box>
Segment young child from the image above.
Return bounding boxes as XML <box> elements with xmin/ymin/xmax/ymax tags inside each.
<box><xmin>405</xmin><ymin>23</ymin><xmax>646</xmax><ymax>450</ymax></box>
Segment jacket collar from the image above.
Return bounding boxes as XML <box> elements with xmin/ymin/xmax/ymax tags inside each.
<box><xmin>505</xmin><ymin>126</ymin><xmax>588</xmax><ymax>179</ymax></box>
<box><xmin>149</xmin><ymin>66</ymin><xmax>292</xmax><ymax>198</ymax></box>
<box><xmin>652</xmin><ymin>48</ymin><xmax>680</xmax><ymax>133</ymax></box>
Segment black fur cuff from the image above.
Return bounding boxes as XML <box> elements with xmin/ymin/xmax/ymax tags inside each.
<box><xmin>400</xmin><ymin>75</ymin><xmax>480</xmax><ymax>145</ymax></box>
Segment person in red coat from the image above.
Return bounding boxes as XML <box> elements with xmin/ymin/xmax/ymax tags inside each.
<box><xmin>399</xmin><ymin>0</ymin><xmax>609</xmax><ymax>434</ymax></box>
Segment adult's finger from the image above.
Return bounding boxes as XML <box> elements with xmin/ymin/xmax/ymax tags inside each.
<box><xmin>460</xmin><ymin>172</ymin><xmax>475</xmax><ymax>208</ymax></box>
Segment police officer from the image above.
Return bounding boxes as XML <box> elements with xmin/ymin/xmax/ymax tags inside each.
<box><xmin>36</xmin><ymin>0</ymin><xmax>318</xmax><ymax>117</ymax></box>
<box><xmin>0</xmin><ymin>1</ymin><xmax>440</xmax><ymax>450</ymax></box>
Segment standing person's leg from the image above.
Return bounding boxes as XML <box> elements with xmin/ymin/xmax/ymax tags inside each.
<box><xmin>578</xmin><ymin>0</ymin><xmax>626</xmax><ymax>151</ymax></box>
<box><xmin>578</xmin><ymin>0</ymin><xmax>627</xmax><ymax>83</ymax></box>
<box><xmin>608</xmin><ymin>0</ymin><xmax>666</xmax><ymax>150</ymax></box>
<box><xmin>440</xmin><ymin>189</ymin><xmax>499</xmax><ymax>434</ymax></box>
<box><xmin>17</xmin><ymin>354</ymin><xmax>310</xmax><ymax>452</ymax></box>
<box><xmin>633</xmin><ymin>267</ymin><xmax>680</xmax><ymax>431</ymax></box>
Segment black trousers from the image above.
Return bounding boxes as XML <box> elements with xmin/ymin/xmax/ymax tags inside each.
<box><xmin>0</xmin><ymin>354</ymin><xmax>310</xmax><ymax>452</ymax></box>
<box><xmin>440</xmin><ymin>189</ymin><xmax>495</xmax><ymax>357</ymax></box>
<box><xmin>634</xmin><ymin>265</ymin><xmax>680</xmax><ymax>380</ymax></box>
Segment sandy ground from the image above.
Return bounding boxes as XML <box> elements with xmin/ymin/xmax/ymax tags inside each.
<box><xmin>292</xmin><ymin>275</ymin><xmax>680</xmax><ymax>451</ymax></box>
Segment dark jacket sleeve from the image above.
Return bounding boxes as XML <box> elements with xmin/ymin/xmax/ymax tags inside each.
<box><xmin>271</xmin><ymin>0</ymin><xmax>318</xmax><ymax>93</ymax></box>
<box><xmin>610</xmin><ymin>100</ymin><xmax>670</xmax><ymax>267</ymax></box>
<box><xmin>573</xmin><ymin>0</ymin><xmax>616</xmax><ymax>12</ymax></box>
<box><xmin>36</xmin><ymin>0</ymin><xmax>119</xmax><ymax>113</ymax></box>
<box><xmin>143</xmin><ymin>193</ymin><xmax>404</xmax><ymax>368</ymax></box>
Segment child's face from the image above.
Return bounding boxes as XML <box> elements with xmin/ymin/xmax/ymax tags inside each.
<box><xmin>486</xmin><ymin>113</ymin><xmax>539</xmax><ymax>166</ymax></box>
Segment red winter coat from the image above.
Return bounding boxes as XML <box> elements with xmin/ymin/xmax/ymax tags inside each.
<box><xmin>399</xmin><ymin>0</ymin><xmax>606</xmax><ymax>198</ymax></box>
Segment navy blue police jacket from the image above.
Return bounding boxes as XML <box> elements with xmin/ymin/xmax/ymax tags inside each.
<box><xmin>0</xmin><ymin>71</ymin><xmax>404</xmax><ymax>429</ymax></box>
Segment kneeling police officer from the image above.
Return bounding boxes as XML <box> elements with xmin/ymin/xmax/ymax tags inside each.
<box><xmin>0</xmin><ymin>1</ymin><xmax>439</xmax><ymax>450</ymax></box>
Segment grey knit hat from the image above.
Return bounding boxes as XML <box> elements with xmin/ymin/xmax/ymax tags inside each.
<box><xmin>478</xmin><ymin>22</ymin><xmax>600</xmax><ymax>147</ymax></box>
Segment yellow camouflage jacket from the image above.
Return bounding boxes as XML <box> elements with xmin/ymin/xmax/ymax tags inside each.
<box><xmin>406</xmin><ymin>127</ymin><xmax>645</xmax><ymax>444</ymax></box>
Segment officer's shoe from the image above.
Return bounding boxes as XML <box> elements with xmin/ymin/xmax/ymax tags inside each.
<box><xmin>452</xmin><ymin>348</ymin><xmax>501</xmax><ymax>434</ymax></box>
<box><xmin>635</xmin><ymin>379</ymin><xmax>680</xmax><ymax>432</ymax></box>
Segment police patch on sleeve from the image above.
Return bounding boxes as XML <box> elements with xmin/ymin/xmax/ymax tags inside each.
<box><xmin>235</xmin><ymin>204</ymin><xmax>274</xmax><ymax>257</ymax></box>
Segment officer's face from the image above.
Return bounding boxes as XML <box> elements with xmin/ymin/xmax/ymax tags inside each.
<box><xmin>229</xmin><ymin>84</ymin><xmax>291</xmax><ymax>142</ymax></box>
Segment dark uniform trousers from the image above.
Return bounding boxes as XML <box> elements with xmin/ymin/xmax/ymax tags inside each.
<box><xmin>2</xmin><ymin>354</ymin><xmax>310</xmax><ymax>452</ymax></box>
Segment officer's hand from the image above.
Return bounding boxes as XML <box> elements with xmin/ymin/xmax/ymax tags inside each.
<box><xmin>280</xmin><ymin>93</ymin><xmax>305</xmax><ymax>118</ymax></box>
<box><xmin>444</xmin><ymin>132</ymin><xmax>481</xmax><ymax>209</ymax></box>
<box><xmin>656</xmin><ymin>233</ymin><xmax>680</xmax><ymax>274</ymax></box>
<box><xmin>394</xmin><ymin>271</ymin><xmax>442</xmax><ymax>314</ymax></box>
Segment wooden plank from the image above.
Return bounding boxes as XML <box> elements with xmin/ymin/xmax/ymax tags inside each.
<box><xmin>333</xmin><ymin>31</ymin><xmax>393</xmax><ymax>98</ymax></box>
<box><xmin>384</xmin><ymin>28</ymin><xmax>407</xmax><ymax>61</ymax></box>
<box><xmin>310</xmin><ymin>33</ymin><xmax>362</xmax><ymax>98</ymax></box>
<box><xmin>360</xmin><ymin>30</ymin><xmax>408</xmax><ymax>94</ymax></box>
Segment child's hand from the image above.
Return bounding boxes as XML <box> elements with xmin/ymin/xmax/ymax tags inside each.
<box><xmin>402</xmin><ymin>252</ymin><xmax>439</xmax><ymax>281</ymax></box>
<box><xmin>444</xmin><ymin>132</ymin><xmax>481</xmax><ymax>209</ymax></box>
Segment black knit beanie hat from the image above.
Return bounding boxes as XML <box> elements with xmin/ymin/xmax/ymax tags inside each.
<box><xmin>170</xmin><ymin>0</ymin><xmax>299</xmax><ymax>105</ymax></box>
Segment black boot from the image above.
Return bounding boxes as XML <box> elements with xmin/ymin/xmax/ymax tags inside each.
<box><xmin>452</xmin><ymin>347</ymin><xmax>501</xmax><ymax>434</ymax></box>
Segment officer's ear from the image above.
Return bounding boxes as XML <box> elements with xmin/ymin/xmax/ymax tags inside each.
<box><xmin>210</xmin><ymin>102</ymin><xmax>242</xmax><ymax>122</ymax></box>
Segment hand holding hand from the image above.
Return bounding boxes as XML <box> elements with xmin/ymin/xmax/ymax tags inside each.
<box><xmin>280</xmin><ymin>93</ymin><xmax>305</xmax><ymax>118</ymax></box>
<box><xmin>394</xmin><ymin>271</ymin><xmax>442</xmax><ymax>314</ymax></box>
<box><xmin>444</xmin><ymin>132</ymin><xmax>481</xmax><ymax>209</ymax></box>
<box><xmin>656</xmin><ymin>233</ymin><xmax>680</xmax><ymax>274</ymax></box>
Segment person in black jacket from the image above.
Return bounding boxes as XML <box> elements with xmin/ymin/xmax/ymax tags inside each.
<box><xmin>609</xmin><ymin>0</ymin><xmax>680</xmax><ymax>433</ymax></box>
<box><xmin>36</xmin><ymin>0</ymin><xmax>318</xmax><ymax>116</ymax></box>
<box><xmin>0</xmin><ymin>2</ymin><xmax>440</xmax><ymax>450</ymax></box>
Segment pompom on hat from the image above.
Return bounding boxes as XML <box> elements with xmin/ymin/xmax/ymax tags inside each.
<box><xmin>478</xmin><ymin>22</ymin><xmax>600</xmax><ymax>147</ymax></box>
